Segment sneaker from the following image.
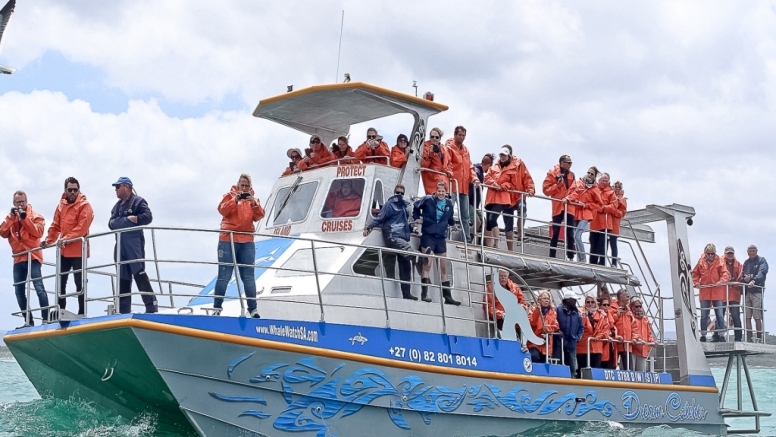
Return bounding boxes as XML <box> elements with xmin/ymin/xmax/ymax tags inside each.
<box><xmin>249</xmin><ymin>309</ymin><xmax>261</xmax><ymax>319</ymax></box>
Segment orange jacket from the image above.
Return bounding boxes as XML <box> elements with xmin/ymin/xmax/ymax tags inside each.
<box><xmin>484</xmin><ymin>159</ymin><xmax>519</xmax><ymax>206</ymax></box>
<box><xmin>613</xmin><ymin>308</ymin><xmax>638</xmax><ymax>354</ymax></box>
<box><xmin>297</xmin><ymin>145</ymin><xmax>335</xmax><ymax>170</ymax></box>
<box><xmin>503</xmin><ymin>278</ymin><xmax>527</xmax><ymax>307</ymax></box>
<box><xmin>542</xmin><ymin>165</ymin><xmax>576</xmax><ymax>217</ymax></box>
<box><xmin>389</xmin><ymin>146</ymin><xmax>409</xmax><ymax>169</ymax></box>
<box><xmin>692</xmin><ymin>254</ymin><xmax>730</xmax><ymax>301</ymax></box>
<box><xmin>45</xmin><ymin>193</ymin><xmax>94</xmax><ymax>258</ymax></box>
<box><xmin>567</xmin><ymin>180</ymin><xmax>602</xmax><ymax>222</ymax></box>
<box><xmin>631</xmin><ymin>315</ymin><xmax>655</xmax><ymax>358</ymax></box>
<box><xmin>355</xmin><ymin>141</ymin><xmax>390</xmax><ymax>165</ymax></box>
<box><xmin>611</xmin><ymin>191</ymin><xmax>627</xmax><ymax>235</ymax></box>
<box><xmin>485</xmin><ymin>284</ymin><xmax>505</xmax><ymax>321</ymax></box>
<box><xmin>722</xmin><ymin>258</ymin><xmax>743</xmax><ymax>302</ymax></box>
<box><xmin>577</xmin><ymin>309</ymin><xmax>610</xmax><ymax>355</ymax></box>
<box><xmin>602</xmin><ymin>305</ymin><xmax>618</xmax><ymax>362</ymax></box>
<box><xmin>507</xmin><ymin>157</ymin><xmax>535</xmax><ymax>205</ymax></box>
<box><xmin>421</xmin><ymin>140</ymin><xmax>452</xmax><ymax>194</ymax></box>
<box><xmin>331</xmin><ymin>146</ymin><xmax>359</xmax><ymax>164</ymax></box>
<box><xmin>323</xmin><ymin>190</ymin><xmax>362</xmax><ymax>218</ymax></box>
<box><xmin>590</xmin><ymin>185</ymin><xmax>617</xmax><ymax>231</ymax></box>
<box><xmin>527</xmin><ymin>305</ymin><xmax>559</xmax><ymax>356</ymax></box>
<box><xmin>218</xmin><ymin>186</ymin><xmax>266</xmax><ymax>243</ymax></box>
<box><xmin>0</xmin><ymin>205</ymin><xmax>45</xmax><ymax>264</ymax></box>
<box><xmin>445</xmin><ymin>139</ymin><xmax>478</xmax><ymax>196</ymax></box>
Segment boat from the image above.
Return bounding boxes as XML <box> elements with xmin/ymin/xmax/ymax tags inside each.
<box><xmin>2</xmin><ymin>82</ymin><xmax>768</xmax><ymax>436</ymax></box>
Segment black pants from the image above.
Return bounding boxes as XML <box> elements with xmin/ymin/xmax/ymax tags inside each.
<box><xmin>549</xmin><ymin>212</ymin><xmax>576</xmax><ymax>259</ymax></box>
<box><xmin>729</xmin><ymin>301</ymin><xmax>742</xmax><ymax>341</ymax></box>
<box><xmin>577</xmin><ymin>352</ymin><xmax>602</xmax><ymax>374</ymax></box>
<box><xmin>529</xmin><ymin>347</ymin><xmax>546</xmax><ymax>363</ymax></box>
<box><xmin>386</xmin><ymin>238</ymin><xmax>414</xmax><ymax>296</ymax></box>
<box><xmin>607</xmin><ymin>235</ymin><xmax>619</xmax><ymax>267</ymax></box>
<box><xmin>59</xmin><ymin>256</ymin><xmax>85</xmax><ymax>315</ymax></box>
<box><xmin>118</xmin><ymin>270</ymin><xmax>158</xmax><ymax>314</ymax></box>
<box><xmin>589</xmin><ymin>230</ymin><xmax>608</xmax><ymax>265</ymax></box>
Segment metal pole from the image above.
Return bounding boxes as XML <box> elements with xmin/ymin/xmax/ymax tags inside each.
<box><xmin>736</xmin><ymin>353</ymin><xmax>743</xmax><ymax>412</ymax></box>
<box><xmin>563</xmin><ymin>201</ymin><xmax>568</xmax><ymax>260</ymax></box>
<box><xmin>55</xmin><ymin>244</ymin><xmax>61</xmax><ymax>315</ymax></box>
<box><xmin>378</xmin><ymin>247</ymin><xmax>390</xmax><ymax>328</ymax></box>
<box><xmin>229</xmin><ymin>232</ymin><xmax>245</xmax><ymax>316</ymax></box>
<box><xmin>310</xmin><ymin>240</ymin><xmax>325</xmax><ymax>322</ymax></box>
<box><xmin>114</xmin><ymin>231</ymin><xmax>121</xmax><ymax>313</ymax></box>
<box><xmin>438</xmin><ymin>255</ymin><xmax>447</xmax><ymax>334</ymax></box>
<box><xmin>26</xmin><ymin>252</ymin><xmax>31</xmax><ymax>325</ymax></box>
<box><xmin>150</xmin><ymin>229</ymin><xmax>169</xmax><ymax>307</ymax></box>
<box><xmin>719</xmin><ymin>353</ymin><xmax>734</xmax><ymax>407</ymax></box>
<box><xmin>81</xmin><ymin>237</ymin><xmax>88</xmax><ymax>317</ymax></box>
<box><xmin>742</xmin><ymin>355</ymin><xmax>761</xmax><ymax>427</ymax></box>
<box><xmin>520</xmin><ymin>193</ymin><xmax>525</xmax><ymax>254</ymax></box>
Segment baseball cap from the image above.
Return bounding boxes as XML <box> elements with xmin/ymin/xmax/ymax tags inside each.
<box><xmin>499</xmin><ymin>146</ymin><xmax>510</xmax><ymax>156</ymax></box>
<box><xmin>111</xmin><ymin>177</ymin><xmax>133</xmax><ymax>187</ymax></box>
<box><xmin>724</xmin><ymin>246</ymin><xmax>735</xmax><ymax>254</ymax></box>
<box><xmin>562</xmin><ymin>290</ymin><xmax>577</xmax><ymax>300</ymax></box>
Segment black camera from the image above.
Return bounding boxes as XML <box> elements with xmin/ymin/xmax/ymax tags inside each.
<box><xmin>432</xmin><ymin>144</ymin><xmax>440</xmax><ymax>153</ymax></box>
<box><xmin>237</xmin><ymin>192</ymin><xmax>251</xmax><ymax>200</ymax></box>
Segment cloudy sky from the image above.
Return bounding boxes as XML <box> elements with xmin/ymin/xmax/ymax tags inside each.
<box><xmin>0</xmin><ymin>1</ymin><xmax>773</xmax><ymax>333</ymax></box>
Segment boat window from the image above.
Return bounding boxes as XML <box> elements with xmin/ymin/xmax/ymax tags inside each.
<box><xmin>370</xmin><ymin>179</ymin><xmax>384</xmax><ymax>218</ymax></box>
<box><xmin>352</xmin><ymin>248</ymin><xmax>382</xmax><ymax>276</ymax></box>
<box><xmin>276</xmin><ymin>246</ymin><xmax>345</xmax><ymax>277</ymax></box>
<box><xmin>270</xmin><ymin>181</ymin><xmax>319</xmax><ymax>226</ymax></box>
<box><xmin>320</xmin><ymin>178</ymin><xmax>366</xmax><ymax>218</ymax></box>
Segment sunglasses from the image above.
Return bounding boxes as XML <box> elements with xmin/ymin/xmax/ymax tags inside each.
<box><xmin>430</xmin><ymin>135</ymin><xmax>440</xmax><ymax>139</ymax></box>
<box><xmin>633</xmin><ymin>305</ymin><xmax>643</xmax><ymax>308</ymax></box>
<box><xmin>398</xmin><ymin>139</ymin><xmax>408</xmax><ymax>143</ymax></box>
<box><xmin>310</xmin><ymin>139</ymin><xmax>321</xmax><ymax>144</ymax></box>
<box><xmin>564</xmin><ymin>161</ymin><xmax>573</xmax><ymax>165</ymax></box>
<box><xmin>395</xmin><ymin>191</ymin><xmax>405</xmax><ymax>195</ymax></box>
<box><xmin>367</xmin><ymin>135</ymin><xmax>377</xmax><ymax>139</ymax></box>
<box><xmin>600</xmin><ymin>303</ymin><xmax>610</xmax><ymax>307</ymax></box>
<box><xmin>585</xmin><ymin>300</ymin><xmax>595</xmax><ymax>304</ymax></box>
<box><xmin>66</xmin><ymin>188</ymin><xmax>79</xmax><ymax>193</ymax></box>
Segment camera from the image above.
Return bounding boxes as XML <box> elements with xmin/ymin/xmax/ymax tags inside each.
<box><xmin>237</xmin><ymin>192</ymin><xmax>251</xmax><ymax>200</ymax></box>
<box><xmin>10</xmin><ymin>207</ymin><xmax>17</xmax><ymax>215</ymax></box>
<box><xmin>556</xmin><ymin>174</ymin><xmax>565</xmax><ymax>183</ymax></box>
<box><xmin>304</xmin><ymin>147</ymin><xmax>312</xmax><ymax>157</ymax></box>
<box><xmin>432</xmin><ymin>144</ymin><xmax>440</xmax><ymax>153</ymax></box>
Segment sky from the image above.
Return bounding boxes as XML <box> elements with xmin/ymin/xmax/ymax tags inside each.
<box><xmin>0</xmin><ymin>0</ymin><xmax>774</xmax><ymax>333</ymax></box>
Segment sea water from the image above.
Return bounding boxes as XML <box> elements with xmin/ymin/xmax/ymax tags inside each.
<box><xmin>0</xmin><ymin>355</ymin><xmax>773</xmax><ymax>437</ymax></box>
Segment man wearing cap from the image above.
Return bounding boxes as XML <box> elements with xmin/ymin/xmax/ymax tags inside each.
<box><xmin>389</xmin><ymin>134</ymin><xmax>410</xmax><ymax>168</ymax></box>
<box><xmin>722</xmin><ymin>246</ymin><xmax>744</xmax><ymax>342</ymax></box>
<box><xmin>543</xmin><ymin>155</ymin><xmax>576</xmax><ymax>260</ymax></box>
<box><xmin>742</xmin><ymin>245</ymin><xmax>768</xmax><ymax>342</ymax></box>
<box><xmin>282</xmin><ymin>148</ymin><xmax>303</xmax><ymax>176</ymax></box>
<box><xmin>692</xmin><ymin>243</ymin><xmax>729</xmax><ymax>342</ymax></box>
<box><xmin>298</xmin><ymin>135</ymin><xmax>334</xmax><ymax>170</ymax></box>
<box><xmin>108</xmin><ymin>177</ymin><xmax>158</xmax><ymax>314</ymax></box>
<box><xmin>555</xmin><ymin>290</ymin><xmax>583</xmax><ymax>377</ymax></box>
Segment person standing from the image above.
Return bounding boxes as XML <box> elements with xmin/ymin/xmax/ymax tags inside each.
<box><xmin>555</xmin><ymin>290</ymin><xmax>583</xmax><ymax>377</ymax></box>
<box><xmin>630</xmin><ymin>297</ymin><xmax>655</xmax><ymax>372</ymax></box>
<box><xmin>420</xmin><ymin>127</ymin><xmax>453</xmax><ymax>195</ymax></box>
<box><xmin>413</xmin><ymin>181</ymin><xmax>459</xmax><ymax>305</ymax></box>
<box><xmin>43</xmin><ymin>177</ymin><xmax>94</xmax><ymax>316</ymax></box>
<box><xmin>543</xmin><ymin>155</ymin><xmax>576</xmax><ymax>260</ymax></box>
<box><xmin>721</xmin><ymin>246</ymin><xmax>744</xmax><ymax>341</ymax></box>
<box><xmin>609</xmin><ymin>181</ymin><xmax>627</xmax><ymax>267</ymax></box>
<box><xmin>389</xmin><ymin>134</ymin><xmax>410</xmax><ymax>168</ymax></box>
<box><xmin>109</xmin><ymin>177</ymin><xmax>158</xmax><ymax>314</ymax></box>
<box><xmin>484</xmin><ymin>147</ymin><xmax>518</xmax><ymax>248</ymax></box>
<box><xmin>469</xmin><ymin>154</ymin><xmax>491</xmax><ymax>243</ymax></box>
<box><xmin>692</xmin><ymin>243</ymin><xmax>730</xmax><ymax>342</ymax></box>
<box><xmin>0</xmin><ymin>191</ymin><xmax>48</xmax><ymax>326</ymax></box>
<box><xmin>364</xmin><ymin>184</ymin><xmax>417</xmax><ymax>300</ymax></box>
<box><xmin>589</xmin><ymin>173</ymin><xmax>616</xmax><ymax>266</ymax></box>
<box><xmin>742</xmin><ymin>245</ymin><xmax>768</xmax><ymax>342</ymax></box>
<box><xmin>215</xmin><ymin>174</ymin><xmax>265</xmax><ymax>317</ymax></box>
<box><xmin>445</xmin><ymin>126</ymin><xmax>478</xmax><ymax>243</ymax></box>
<box><xmin>576</xmin><ymin>293</ymin><xmax>610</xmax><ymax>375</ymax></box>
<box><xmin>612</xmin><ymin>289</ymin><xmax>636</xmax><ymax>369</ymax></box>
<box><xmin>502</xmin><ymin>145</ymin><xmax>535</xmax><ymax>250</ymax></box>
<box><xmin>355</xmin><ymin>128</ymin><xmax>390</xmax><ymax>165</ymax></box>
<box><xmin>567</xmin><ymin>167</ymin><xmax>601</xmax><ymax>263</ymax></box>
<box><xmin>527</xmin><ymin>290</ymin><xmax>559</xmax><ymax>363</ymax></box>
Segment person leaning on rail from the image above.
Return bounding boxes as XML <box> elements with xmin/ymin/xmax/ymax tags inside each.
<box><xmin>355</xmin><ymin>127</ymin><xmax>390</xmax><ymax>165</ymax></box>
<box><xmin>589</xmin><ymin>173</ymin><xmax>616</xmax><ymax>266</ymax></box>
<box><xmin>214</xmin><ymin>173</ymin><xmax>265</xmax><ymax>318</ymax></box>
<box><xmin>445</xmin><ymin>126</ymin><xmax>478</xmax><ymax>243</ymax></box>
<box><xmin>501</xmin><ymin>144</ymin><xmax>535</xmax><ymax>250</ymax></box>
<box><xmin>612</xmin><ymin>289</ymin><xmax>636</xmax><ymax>370</ymax></box>
<box><xmin>566</xmin><ymin>167</ymin><xmax>601</xmax><ymax>263</ymax></box>
<box><xmin>527</xmin><ymin>290</ymin><xmax>559</xmax><ymax>363</ymax></box>
<box><xmin>389</xmin><ymin>134</ymin><xmax>410</xmax><ymax>169</ymax></box>
<box><xmin>298</xmin><ymin>135</ymin><xmax>334</xmax><ymax>171</ymax></box>
<box><xmin>597</xmin><ymin>292</ymin><xmax>619</xmax><ymax>369</ymax></box>
<box><xmin>108</xmin><ymin>177</ymin><xmax>158</xmax><ymax>314</ymax></box>
<box><xmin>555</xmin><ymin>290</ymin><xmax>583</xmax><ymax>378</ymax></box>
<box><xmin>483</xmin><ymin>147</ymin><xmax>519</xmax><ymax>249</ymax></box>
<box><xmin>42</xmin><ymin>177</ymin><xmax>94</xmax><ymax>317</ymax></box>
<box><xmin>722</xmin><ymin>246</ymin><xmax>744</xmax><ymax>342</ymax></box>
<box><xmin>576</xmin><ymin>292</ymin><xmax>610</xmax><ymax>377</ymax></box>
<box><xmin>543</xmin><ymin>155</ymin><xmax>576</xmax><ymax>261</ymax></box>
<box><xmin>332</xmin><ymin>136</ymin><xmax>359</xmax><ymax>164</ymax></box>
<box><xmin>364</xmin><ymin>184</ymin><xmax>418</xmax><ymax>301</ymax></box>
<box><xmin>692</xmin><ymin>243</ymin><xmax>730</xmax><ymax>342</ymax></box>
<box><xmin>629</xmin><ymin>296</ymin><xmax>655</xmax><ymax>372</ymax></box>
<box><xmin>742</xmin><ymin>244</ymin><xmax>768</xmax><ymax>343</ymax></box>
<box><xmin>420</xmin><ymin>127</ymin><xmax>453</xmax><ymax>195</ymax></box>
<box><xmin>282</xmin><ymin>148</ymin><xmax>304</xmax><ymax>176</ymax></box>
<box><xmin>469</xmin><ymin>153</ymin><xmax>492</xmax><ymax>244</ymax></box>
<box><xmin>412</xmin><ymin>180</ymin><xmax>459</xmax><ymax>305</ymax></box>
<box><xmin>0</xmin><ymin>190</ymin><xmax>48</xmax><ymax>326</ymax></box>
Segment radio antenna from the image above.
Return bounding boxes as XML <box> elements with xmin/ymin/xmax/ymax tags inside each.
<box><xmin>335</xmin><ymin>10</ymin><xmax>345</xmax><ymax>82</ymax></box>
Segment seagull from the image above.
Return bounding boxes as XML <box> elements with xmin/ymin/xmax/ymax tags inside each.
<box><xmin>0</xmin><ymin>0</ymin><xmax>16</xmax><ymax>75</ymax></box>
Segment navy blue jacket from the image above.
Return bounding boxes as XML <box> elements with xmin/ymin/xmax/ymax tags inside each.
<box><xmin>556</xmin><ymin>302</ymin><xmax>584</xmax><ymax>352</ymax></box>
<box><xmin>367</xmin><ymin>194</ymin><xmax>411</xmax><ymax>242</ymax></box>
<box><xmin>412</xmin><ymin>195</ymin><xmax>455</xmax><ymax>238</ymax></box>
<box><xmin>743</xmin><ymin>255</ymin><xmax>769</xmax><ymax>292</ymax></box>
<box><xmin>109</xmin><ymin>195</ymin><xmax>153</xmax><ymax>277</ymax></box>
<box><xmin>469</xmin><ymin>163</ymin><xmax>484</xmax><ymax>208</ymax></box>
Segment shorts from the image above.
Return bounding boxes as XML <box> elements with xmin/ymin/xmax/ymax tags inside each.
<box><xmin>420</xmin><ymin>234</ymin><xmax>447</xmax><ymax>254</ymax></box>
<box><xmin>745</xmin><ymin>292</ymin><xmax>763</xmax><ymax>319</ymax></box>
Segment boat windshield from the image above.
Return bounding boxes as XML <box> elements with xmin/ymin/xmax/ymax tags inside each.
<box><xmin>271</xmin><ymin>181</ymin><xmax>319</xmax><ymax>226</ymax></box>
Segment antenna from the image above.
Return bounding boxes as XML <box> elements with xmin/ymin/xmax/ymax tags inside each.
<box><xmin>412</xmin><ymin>81</ymin><xmax>418</xmax><ymax>97</ymax></box>
<box><xmin>335</xmin><ymin>10</ymin><xmax>345</xmax><ymax>82</ymax></box>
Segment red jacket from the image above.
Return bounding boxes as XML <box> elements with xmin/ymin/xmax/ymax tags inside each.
<box><xmin>527</xmin><ymin>305</ymin><xmax>559</xmax><ymax>356</ymax></box>
<box><xmin>507</xmin><ymin>157</ymin><xmax>535</xmax><ymax>205</ymax></box>
<box><xmin>542</xmin><ymin>165</ymin><xmax>576</xmax><ymax>217</ymax></box>
<box><xmin>218</xmin><ymin>186</ymin><xmax>266</xmax><ymax>243</ymax></box>
<box><xmin>297</xmin><ymin>145</ymin><xmax>335</xmax><ymax>170</ymax></box>
<box><xmin>45</xmin><ymin>193</ymin><xmax>94</xmax><ymax>258</ymax></box>
<box><xmin>421</xmin><ymin>140</ymin><xmax>453</xmax><ymax>194</ymax></box>
<box><xmin>323</xmin><ymin>190</ymin><xmax>362</xmax><ymax>218</ymax></box>
<box><xmin>445</xmin><ymin>139</ymin><xmax>478</xmax><ymax>196</ymax></box>
<box><xmin>631</xmin><ymin>315</ymin><xmax>655</xmax><ymax>358</ymax></box>
<box><xmin>722</xmin><ymin>258</ymin><xmax>743</xmax><ymax>302</ymax></box>
<box><xmin>484</xmin><ymin>159</ymin><xmax>519</xmax><ymax>206</ymax></box>
<box><xmin>331</xmin><ymin>146</ymin><xmax>359</xmax><ymax>164</ymax></box>
<box><xmin>692</xmin><ymin>254</ymin><xmax>730</xmax><ymax>301</ymax></box>
<box><xmin>485</xmin><ymin>284</ymin><xmax>505</xmax><ymax>321</ymax></box>
<box><xmin>389</xmin><ymin>146</ymin><xmax>409</xmax><ymax>169</ymax></box>
<box><xmin>577</xmin><ymin>309</ymin><xmax>610</xmax><ymax>355</ymax></box>
<box><xmin>613</xmin><ymin>308</ymin><xmax>638</xmax><ymax>355</ymax></box>
<box><xmin>355</xmin><ymin>141</ymin><xmax>390</xmax><ymax>165</ymax></box>
<box><xmin>567</xmin><ymin>180</ymin><xmax>602</xmax><ymax>222</ymax></box>
<box><xmin>0</xmin><ymin>205</ymin><xmax>45</xmax><ymax>264</ymax></box>
<box><xmin>611</xmin><ymin>190</ymin><xmax>627</xmax><ymax>235</ymax></box>
<box><xmin>590</xmin><ymin>185</ymin><xmax>617</xmax><ymax>232</ymax></box>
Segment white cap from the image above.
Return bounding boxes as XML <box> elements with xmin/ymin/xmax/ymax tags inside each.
<box><xmin>562</xmin><ymin>290</ymin><xmax>577</xmax><ymax>300</ymax></box>
<box><xmin>499</xmin><ymin>146</ymin><xmax>510</xmax><ymax>156</ymax></box>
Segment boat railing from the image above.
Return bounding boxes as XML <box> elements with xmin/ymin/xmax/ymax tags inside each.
<box><xmin>585</xmin><ymin>336</ymin><xmax>659</xmax><ymax>373</ymax></box>
<box><xmin>694</xmin><ymin>282</ymin><xmax>766</xmax><ymax>342</ymax></box>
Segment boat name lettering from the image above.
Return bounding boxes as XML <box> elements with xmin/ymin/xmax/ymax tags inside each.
<box><xmin>272</xmin><ymin>225</ymin><xmax>291</xmax><ymax>235</ymax></box>
<box><xmin>255</xmin><ymin>324</ymin><xmax>319</xmax><ymax>342</ymax></box>
<box><xmin>621</xmin><ymin>391</ymin><xmax>709</xmax><ymax>422</ymax></box>
<box><xmin>336</xmin><ymin>165</ymin><xmax>367</xmax><ymax>177</ymax></box>
<box><xmin>390</xmin><ymin>347</ymin><xmax>478</xmax><ymax>367</ymax></box>
<box><xmin>602</xmin><ymin>369</ymin><xmax>662</xmax><ymax>384</ymax></box>
<box><xmin>321</xmin><ymin>219</ymin><xmax>353</xmax><ymax>233</ymax></box>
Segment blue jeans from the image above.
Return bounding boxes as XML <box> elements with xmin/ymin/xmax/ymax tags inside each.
<box><xmin>574</xmin><ymin>220</ymin><xmax>590</xmax><ymax>262</ymax></box>
<box><xmin>215</xmin><ymin>241</ymin><xmax>256</xmax><ymax>312</ymax></box>
<box><xmin>700</xmin><ymin>299</ymin><xmax>725</xmax><ymax>337</ymax></box>
<box><xmin>13</xmin><ymin>260</ymin><xmax>49</xmax><ymax>325</ymax></box>
<box><xmin>458</xmin><ymin>193</ymin><xmax>471</xmax><ymax>242</ymax></box>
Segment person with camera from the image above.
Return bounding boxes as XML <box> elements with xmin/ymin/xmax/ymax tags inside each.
<box><xmin>542</xmin><ymin>155</ymin><xmax>576</xmax><ymax>260</ymax></box>
<box><xmin>297</xmin><ymin>134</ymin><xmax>334</xmax><ymax>171</ymax></box>
<box><xmin>214</xmin><ymin>173</ymin><xmax>265</xmax><ymax>318</ymax></box>
<box><xmin>332</xmin><ymin>136</ymin><xmax>359</xmax><ymax>164</ymax></box>
<box><xmin>282</xmin><ymin>148</ymin><xmax>304</xmax><ymax>176</ymax></box>
<box><xmin>109</xmin><ymin>177</ymin><xmax>158</xmax><ymax>314</ymax></box>
<box><xmin>742</xmin><ymin>245</ymin><xmax>768</xmax><ymax>342</ymax></box>
<box><xmin>413</xmin><ymin>180</ymin><xmax>459</xmax><ymax>305</ymax></box>
<box><xmin>420</xmin><ymin>127</ymin><xmax>453</xmax><ymax>195</ymax></box>
<box><xmin>355</xmin><ymin>127</ymin><xmax>390</xmax><ymax>165</ymax></box>
<box><xmin>567</xmin><ymin>166</ymin><xmax>601</xmax><ymax>262</ymax></box>
<box><xmin>43</xmin><ymin>177</ymin><xmax>94</xmax><ymax>316</ymax></box>
<box><xmin>0</xmin><ymin>191</ymin><xmax>48</xmax><ymax>326</ymax></box>
<box><xmin>363</xmin><ymin>184</ymin><xmax>418</xmax><ymax>300</ymax></box>
<box><xmin>389</xmin><ymin>134</ymin><xmax>410</xmax><ymax>168</ymax></box>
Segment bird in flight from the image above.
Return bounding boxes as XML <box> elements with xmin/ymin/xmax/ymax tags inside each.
<box><xmin>0</xmin><ymin>0</ymin><xmax>16</xmax><ymax>75</ymax></box>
